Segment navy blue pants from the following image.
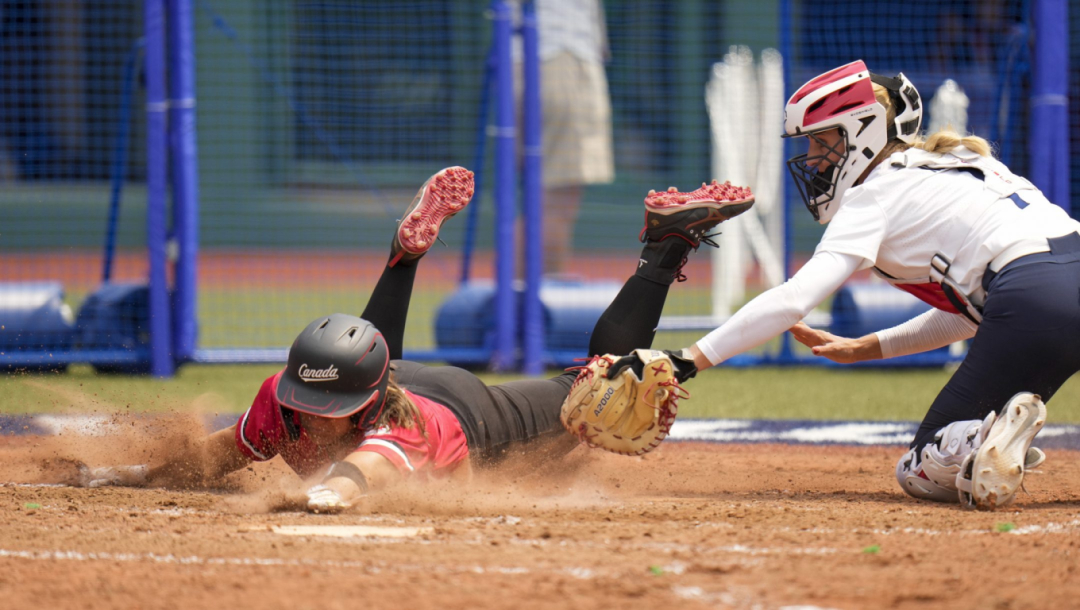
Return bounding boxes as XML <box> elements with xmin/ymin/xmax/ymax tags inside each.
<box><xmin>912</xmin><ymin>232</ymin><xmax>1080</xmax><ymax>451</ymax></box>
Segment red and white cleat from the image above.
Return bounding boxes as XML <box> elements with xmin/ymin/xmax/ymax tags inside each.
<box><xmin>641</xmin><ymin>180</ymin><xmax>754</xmax><ymax>248</ymax></box>
<box><xmin>389</xmin><ymin>166</ymin><xmax>475</xmax><ymax>267</ymax></box>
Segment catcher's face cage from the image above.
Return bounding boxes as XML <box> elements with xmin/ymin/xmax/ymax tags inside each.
<box><xmin>785</xmin><ymin>127</ymin><xmax>852</xmax><ymax>222</ymax></box>
<box><xmin>783</xmin><ymin>60</ymin><xmax>924</xmax><ymax>224</ymax></box>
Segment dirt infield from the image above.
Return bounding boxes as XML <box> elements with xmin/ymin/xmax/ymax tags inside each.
<box><xmin>2</xmin><ymin>430</ymin><xmax>1079</xmax><ymax>610</ymax></box>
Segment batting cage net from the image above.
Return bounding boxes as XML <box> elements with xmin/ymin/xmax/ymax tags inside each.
<box><xmin>0</xmin><ymin>1</ymin><xmax>159</xmax><ymax>372</ymax></box>
<box><xmin>0</xmin><ymin>0</ymin><xmax>1070</xmax><ymax>374</ymax></box>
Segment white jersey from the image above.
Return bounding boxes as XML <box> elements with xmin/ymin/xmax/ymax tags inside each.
<box><xmin>695</xmin><ymin>146</ymin><xmax>1080</xmax><ymax>365</ymax></box>
<box><xmin>820</xmin><ymin>146</ymin><xmax>1080</xmax><ymax>311</ymax></box>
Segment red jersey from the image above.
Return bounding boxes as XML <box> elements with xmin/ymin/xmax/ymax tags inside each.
<box><xmin>234</xmin><ymin>371</ymin><xmax>470</xmax><ymax>478</ymax></box>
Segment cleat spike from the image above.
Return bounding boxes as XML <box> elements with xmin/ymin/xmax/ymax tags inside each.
<box><xmin>640</xmin><ymin>179</ymin><xmax>755</xmax><ymax>250</ymax></box>
<box><xmin>389</xmin><ymin>167</ymin><xmax>475</xmax><ymax>267</ymax></box>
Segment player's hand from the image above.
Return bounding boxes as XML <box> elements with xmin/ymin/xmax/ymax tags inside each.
<box><xmin>78</xmin><ymin>464</ymin><xmax>149</xmax><ymax>488</ymax></box>
<box><xmin>305</xmin><ymin>484</ymin><xmax>351</xmax><ymax>514</ymax></box>
<box><xmin>607</xmin><ymin>348</ymin><xmax>697</xmax><ymax>383</ymax></box>
<box><xmin>788</xmin><ymin>322</ymin><xmax>881</xmax><ymax>363</ymax></box>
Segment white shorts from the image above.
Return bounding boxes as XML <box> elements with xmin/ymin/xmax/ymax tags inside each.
<box><xmin>520</xmin><ymin>52</ymin><xmax>614</xmax><ymax>188</ymax></box>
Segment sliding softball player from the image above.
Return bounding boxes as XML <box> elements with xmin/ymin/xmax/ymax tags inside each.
<box><xmin>82</xmin><ymin>166</ymin><xmax>753</xmax><ymax>511</ymax></box>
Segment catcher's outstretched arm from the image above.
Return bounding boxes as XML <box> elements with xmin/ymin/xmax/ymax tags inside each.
<box><xmin>693</xmin><ymin>250</ymin><xmax>861</xmax><ymax>366</ymax></box>
<box><xmin>874</xmin><ymin>308</ymin><xmax>976</xmax><ymax>358</ymax></box>
<box><xmin>788</xmin><ymin>321</ymin><xmax>882</xmax><ymax>363</ymax></box>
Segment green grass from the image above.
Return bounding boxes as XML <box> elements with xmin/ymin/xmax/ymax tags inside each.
<box><xmin>195</xmin><ymin>286</ymin><xmax>720</xmax><ymax>349</ymax></box>
<box><xmin>7</xmin><ymin>363</ymin><xmax>1080</xmax><ymax>424</ymax></box>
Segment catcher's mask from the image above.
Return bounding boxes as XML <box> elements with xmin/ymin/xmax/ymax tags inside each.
<box><xmin>783</xmin><ymin>59</ymin><xmax>922</xmax><ymax>223</ymax></box>
<box><xmin>275</xmin><ymin>314</ymin><xmax>390</xmax><ymax>425</ymax></box>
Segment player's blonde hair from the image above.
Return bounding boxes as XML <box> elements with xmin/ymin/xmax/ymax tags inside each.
<box><xmin>871</xmin><ymin>82</ymin><xmax>992</xmax><ymax>158</ymax></box>
<box><xmin>911</xmin><ymin>129</ymin><xmax>992</xmax><ymax>157</ymax></box>
<box><xmin>374</xmin><ymin>375</ymin><xmax>427</xmax><ymax>436</ymax></box>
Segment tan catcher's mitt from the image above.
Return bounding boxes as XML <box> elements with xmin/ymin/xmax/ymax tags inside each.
<box><xmin>560</xmin><ymin>349</ymin><xmax>689</xmax><ymax>456</ymax></box>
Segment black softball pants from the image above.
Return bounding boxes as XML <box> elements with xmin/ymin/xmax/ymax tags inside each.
<box><xmin>361</xmin><ymin>262</ymin><xmax>672</xmax><ymax>463</ymax></box>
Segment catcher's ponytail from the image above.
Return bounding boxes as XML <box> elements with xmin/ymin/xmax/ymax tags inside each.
<box><xmin>911</xmin><ymin>129</ymin><xmax>992</xmax><ymax>157</ymax></box>
<box><xmin>870</xmin><ymin>83</ymin><xmax>991</xmax><ymax>159</ymax></box>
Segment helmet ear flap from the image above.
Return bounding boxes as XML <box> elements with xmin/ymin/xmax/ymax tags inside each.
<box><xmin>870</xmin><ymin>71</ymin><xmax>923</xmax><ymax>144</ymax></box>
<box><xmin>893</xmin><ymin>74</ymin><xmax>922</xmax><ymax>144</ymax></box>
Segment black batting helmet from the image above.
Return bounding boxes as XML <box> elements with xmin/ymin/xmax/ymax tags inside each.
<box><xmin>275</xmin><ymin>314</ymin><xmax>391</xmax><ymax>422</ymax></box>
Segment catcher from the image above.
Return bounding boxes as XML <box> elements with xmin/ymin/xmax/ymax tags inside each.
<box><xmin>82</xmin><ymin>166</ymin><xmax>753</xmax><ymax>512</ymax></box>
<box><xmin>605</xmin><ymin>60</ymin><xmax>1080</xmax><ymax>510</ymax></box>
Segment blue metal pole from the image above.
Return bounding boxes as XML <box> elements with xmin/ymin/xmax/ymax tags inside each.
<box><xmin>990</xmin><ymin>21</ymin><xmax>1029</xmax><ymax>167</ymax></box>
<box><xmin>777</xmin><ymin>0</ymin><xmax>795</xmax><ymax>362</ymax></box>
<box><xmin>461</xmin><ymin>46</ymin><xmax>496</xmax><ymax>285</ymax></box>
<box><xmin>491</xmin><ymin>0</ymin><xmax>518</xmax><ymax>371</ymax></box>
<box><xmin>1029</xmin><ymin>0</ymin><xmax>1070</xmax><ymax>213</ymax></box>
<box><xmin>167</xmin><ymin>0</ymin><xmax>200</xmax><ymax>363</ymax></box>
<box><xmin>521</xmin><ymin>1</ymin><xmax>544</xmax><ymax>375</ymax></box>
<box><xmin>103</xmin><ymin>39</ymin><xmax>144</xmax><ymax>284</ymax></box>
<box><xmin>144</xmin><ymin>0</ymin><xmax>174</xmax><ymax>376</ymax></box>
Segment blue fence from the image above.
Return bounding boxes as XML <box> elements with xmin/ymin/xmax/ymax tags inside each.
<box><xmin>0</xmin><ymin>0</ymin><xmax>1072</xmax><ymax>374</ymax></box>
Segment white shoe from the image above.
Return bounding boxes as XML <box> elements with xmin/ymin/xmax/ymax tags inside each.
<box><xmin>957</xmin><ymin>392</ymin><xmax>1047</xmax><ymax>510</ymax></box>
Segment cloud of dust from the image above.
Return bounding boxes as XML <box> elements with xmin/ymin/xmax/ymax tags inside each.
<box><xmin>221</xmin><ymin>442</ymin><xmax>651</xmax><ymax>517</ymax></box>
<box><xmin>3</xmin><ymin>387</ymin><xmax>661</xmax><ymax>517</ymax></box>
<box><xmin>0</xmin><ymin>391</ymin><xmax>232</xmax><ymax>488</ymax></box>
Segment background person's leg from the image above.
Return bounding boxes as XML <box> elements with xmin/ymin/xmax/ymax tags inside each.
<box><xmin>540</xmin><ymin>185</ymin><xmax>583</xmax><ymax>274</ymax></box>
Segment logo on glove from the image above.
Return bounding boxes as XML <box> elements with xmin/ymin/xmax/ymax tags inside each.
<box><xmin>594</xmin><ymin>387</ymin><xmax>615</xmax><ymax>417</ymax></box>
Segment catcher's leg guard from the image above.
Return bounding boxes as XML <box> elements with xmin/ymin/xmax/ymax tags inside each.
<box><xmin>639</xmin><ymin>181</ymin><xmax>754</xmax><ymax>248</ymax></box>
<box><xmin>895</xmin><ymin>417</ymin><xmax>988</xmax><ymax>503</ymax></box>
<box><xmin>389</xmin><ymin>167</ymin><xmax>475</xmax><ymax>267</ymax></box>
<box><xmin>957</xmin><ymin>392</ymin><xmax>1048</xmax><ymax>510</ymax></box>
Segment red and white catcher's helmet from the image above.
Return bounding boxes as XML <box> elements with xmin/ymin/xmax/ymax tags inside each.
<box><xmin>783</xmin><ymin>60</ymin><xmax>922</xmax><ymax>223</ymax></box>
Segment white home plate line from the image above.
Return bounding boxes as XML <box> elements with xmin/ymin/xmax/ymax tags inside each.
<box><xmin>266</xmin><ymin>525</ymin><xmax>433</xmax><ymax>538</ymax></box>
<box><xmin>0</xmin><ymin>548</ymin><xmax>578</xmax><ymax>577</ymax></box>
